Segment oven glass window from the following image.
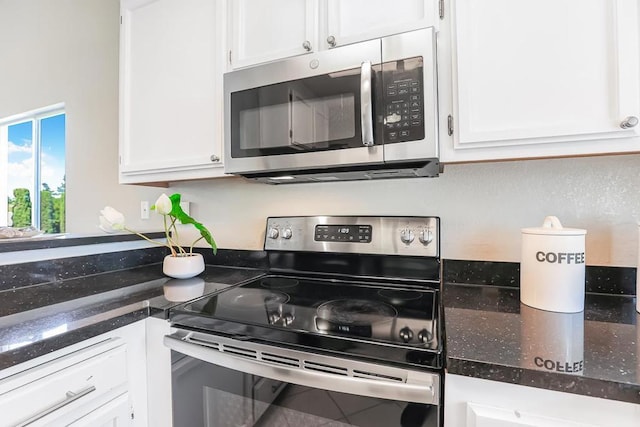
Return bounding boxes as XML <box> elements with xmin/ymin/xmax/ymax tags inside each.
<box><xmin>172</xmin><ymin>353</ymin><xmax>439</xmax><ymax>427</ymax></box>
<box><xmin>231</xmin><ymin>68</ymin><xmax>366</xmax><ymax>158</ymax></box>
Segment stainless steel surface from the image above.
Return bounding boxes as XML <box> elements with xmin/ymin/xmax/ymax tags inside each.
<box><xmin>360</xmin><ymin>61</ymin><xmax>374</xmax><ymax>147</ymax></box>
<box><xmin>224</xmin><ymin>38</ymin><xmax>383</xmax><ymax>175</ymax></box>
<box><xmin>16</xmin><ymin>385</ymin><xmax>96</xmax><ymax>426</ymax></box>
<box><xmin>620</xmin><ymin>116</ymin><xmax>639</xmax><ymax>129</ymax></box>
<box><xmin>223</xmin><ymin>28</ymin><xmax>441</xmax><ymax>181</ymax></box>
<box><xmin>327</xmin><ymin>35</ymin><xmax>337</xmax><ymax>47</ymax></box>
<box><xmin>264</xmin><ymin>216</ymin><xmax>439</xmax><ymax>258</ymax></box>
<box><xmin>165</xmin><ymin>329</ymin><xmax>439</xmax><ymax>405</ymax></box>
<box><xmin>302</xmin><ymin>40</ymin><xmax>312</xmax><ymax>51</ymax></box>
<box><xmin>382</xmin><ymin>27</ymin><xmax>439</xmax><ymax>162</ymax></box>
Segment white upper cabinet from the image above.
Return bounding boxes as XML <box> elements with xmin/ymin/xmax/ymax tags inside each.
<box><xmin>325</xmin><ymin>0</ymin><xmax>438</xmax><ymax>49</ymax></box>
<box><xmin>439</xmin><ymin>0</ymin><xmax>640</xmax><ymax>162</ymax></box>
<box><xmin>119</xmin><ymin>0</ymin><xmax>226</xmax><ymax>185</ymax></box>
<box><xmin>228</xmin><ymin>0</ymin><xmax>318</xmax><ymax>69</ymax></box>
<box><xmin>227</xmin><ymin>0</ymin><xmax>438</xmax><ymax>69</ymax></box>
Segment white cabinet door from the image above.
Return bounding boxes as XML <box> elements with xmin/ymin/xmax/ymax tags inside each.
<box><xmin>325</xmin><ymin>0</ymin><xmax>438</xmax><ymax>49</ymax></box>
<box><xmin>0</xmin><ymin>339</ymin><xmax>129</xmax><ymax>427</ymax></box>
<box><xmin>441</xmin><ymin>0</ymin><xmax>640</xmax><ymax>162</ymax></box>
<box><xmin>444</xmin><ymin>374</ymin><xmax>640</xmax><ymax>427</ymax></box>
<box><xmin>119</xmin><ymin>0</ymin><xmax>225</xmax><ymax>184</ymax></box>
<box><xmin>68</xmin><ymin>393</ymin><xmax>133</xmax><ymax>427</ymax></box>
<box><xmin>228</xmin><ymin>0</ymin><xmax>318</xmax><ymax>69</ymax></box>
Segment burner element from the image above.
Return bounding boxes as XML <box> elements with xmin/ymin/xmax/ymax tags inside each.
<box><xmin>316</xmin><ymin>299</ymin><xmax>397</xmax><ymax>325</ymax></box>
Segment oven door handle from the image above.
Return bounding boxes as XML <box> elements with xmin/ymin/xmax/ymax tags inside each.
<box><xmin>164</xmin><ymin>331</ymin><xmax>438</xmax><ymax>405</ymax></box>
<box><xmin>360</xmin><ymin>60</ymin><xmax>374</xmax><ymax>147</ymax></box>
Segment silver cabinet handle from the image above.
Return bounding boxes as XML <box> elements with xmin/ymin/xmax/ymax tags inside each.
<box><xmin>360</xmin><ymin>61</ymin><xmax>374</xmax><ymax>147</ymax></box>
<box><xmin>210</xmin><ymin>154</ymin><xmax>220</xmax><ymax>162</ymax></box>
<box><xmin>16</xmin><ymin>385</ymin><xmax>97</xmax><ymax>426</ymax></box>
<box><xmin>327</xmin><ymin>35</ymin><xmax>336</xmax><ymax>47</ymax></box>
<box><xmin>620</xmin><ymin>116</ymin><xmax>639</xmax><ymax>129</ymax></box>
<box><xmin>302</xmin><ymin>40</ymin><xmax>312</xmax><ymax>51</ymax></box>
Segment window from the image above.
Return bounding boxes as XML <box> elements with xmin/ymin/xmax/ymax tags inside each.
<box><xmin>0</xmin><ymin>104</ymin><xmax>66</xmax><ymax>234</ymax></box>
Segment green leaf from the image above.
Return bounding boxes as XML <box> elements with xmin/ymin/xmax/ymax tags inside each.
<box><xmin>168</xmin><ymin>193</ymin><xmax>217</xmax><ymax>254</ymax></box>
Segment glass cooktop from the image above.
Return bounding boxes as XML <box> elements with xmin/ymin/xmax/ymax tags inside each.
<box><xmin>170</xmin><ymin>274</ymin><xmax>442</xmax><ymax>368</ymax></box>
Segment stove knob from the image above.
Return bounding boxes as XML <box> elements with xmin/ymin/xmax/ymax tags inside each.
<box><xmin>419</xmin><ymin>229</ymin><xmax>433</xmax><ymax>245</ymax></box>
<box><xmin>400</xmin><ymin>228</ymin><xmax>414</xmax><ymax>245</ymax></box>
<box><xmin>282</xmin><ymin>228</ymin><xmax>293</xmax><ymax>239</ymax></box>
<box><xmin>399</xmin><ymin>326</ymin><xmax>414</xmax><ymax>343</ymax></box>
<box><xmin>418</xmin><ymin>328</ymin><xmax>433</xmax><ymax>343</ymax></box>
<box><xmin>267</xmin><ymin>227</ymin><xmax>279</xmax><ymax>239</ymax></box>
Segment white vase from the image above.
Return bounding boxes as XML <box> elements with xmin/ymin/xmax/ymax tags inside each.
<box><xmin>163</xmin><ymin>253</ymin><xmax>205</xmax><ymax>279</ymax></box>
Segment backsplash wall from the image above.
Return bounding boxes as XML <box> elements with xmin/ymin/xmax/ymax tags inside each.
<box><xmin>172</xmin><ymin>153</ymin><xmax>640</xmax><ymax>267</ymax></box>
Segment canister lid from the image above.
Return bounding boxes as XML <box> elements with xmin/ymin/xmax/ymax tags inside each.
<box><xmin>521</xmin><ymin>216</ymin><xmax>586</xmax><ymax>236</ymax></box>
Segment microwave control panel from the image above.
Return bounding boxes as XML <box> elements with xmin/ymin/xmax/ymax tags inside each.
<box><xmin>382</xmin><ymin>56</ymin><xmax>425</xmax><ymax>144</ymax></box>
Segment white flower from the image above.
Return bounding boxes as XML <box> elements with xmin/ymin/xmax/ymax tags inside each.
<box><xmin>99</xmin><ymin>206</ymin><xmax>126</xmax><ymax>233</ymax></box>
<box><xmin>154</xmin><ymin>193</ymin><xmax>172</xmax><ymax>215</ymax></box>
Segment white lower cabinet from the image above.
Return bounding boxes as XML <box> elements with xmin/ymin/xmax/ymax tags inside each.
<box><xmin>0</xmin><ymin>339</ymin><xmax>131</xmax><ymax>426</ymax></box>
<box><xmin>444</xmin><ymin>373</ymin><xmax>640</xmax><ymax>427</ymax></box>
<box><xmin>0</xmin><ymin>320</ymin><xmax>147</xmax><ymax>427</ymax></box>
<box><xmin>68</xmin><ymin>393</ymin><xmax>133</xmax><ymax>426</ymax></box>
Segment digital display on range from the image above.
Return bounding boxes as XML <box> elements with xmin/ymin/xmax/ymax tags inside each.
<box><xmin>315</xmin><ymin>225</ymin><xmax>372</xmax><ymax>243</ymax></box>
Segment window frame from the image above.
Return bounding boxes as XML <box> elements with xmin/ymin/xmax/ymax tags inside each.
<box><xmin>0</xmin><ymin>103</ymin><xmax>65</xmax><ymax>230</ymax></box>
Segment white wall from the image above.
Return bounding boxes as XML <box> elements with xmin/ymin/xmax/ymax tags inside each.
<box><xmin>2</xmin><ymin>1</ymin><xmax>638</xmax><ymax>268</ymax></box>
<box><xmin>171</xmin><ymin>153</ymin><xmax>640</xmax><ymax>267</ymax></box>
<box><xmin>0</xmin><ymin>0</ymin><xmax>163</xmax><ymax>235</ymax></box>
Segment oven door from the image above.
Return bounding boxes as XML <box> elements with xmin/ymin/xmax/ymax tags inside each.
<box><xmin>166</xmin><ymin>329</ymin><xmax>441</xmax><ymax>427</ymax></box>
<box><xmin>223</xmin><ymin>39</ymin><xmax>383</xmax><ymax>175</ymax></box>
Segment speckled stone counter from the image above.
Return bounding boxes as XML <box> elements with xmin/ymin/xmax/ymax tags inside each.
<box><xmin>444</xmin><ymin>283</ymin><xmax>640</xmax><ymax>404</ymax></box>
<box><xmin>0</xmin><ymin>263</ymin><xmax>265</xmax><ymax>371</ymax></box>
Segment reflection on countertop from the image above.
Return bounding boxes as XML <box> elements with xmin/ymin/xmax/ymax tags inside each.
<box><xmin>444</xmin><ymin>283</ymin><xmax>639</xmax><ymax>404</ymax></box>
<box><xmin>0</xmin><ymin>263</ymin><xmax>266</xmax><ymax>371</ymax></box>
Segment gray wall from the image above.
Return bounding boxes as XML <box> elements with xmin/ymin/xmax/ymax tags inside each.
<box><xmin>0</xmin><ymin>0</ymin><xmax>163</xmax><ymax>235</ymax></box>
<box><xmin>172</xmin><ymin>154</ymin><xmax>640</xmax><ymax>267</ymax></box>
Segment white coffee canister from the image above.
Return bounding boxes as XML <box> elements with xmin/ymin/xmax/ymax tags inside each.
<box><xmin>520</xmin><ymin>216</ymin><xmax>586</xmax><ymax>313</ymax></box>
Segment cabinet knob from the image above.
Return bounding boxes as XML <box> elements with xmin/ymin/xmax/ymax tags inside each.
<box><xmin>327</xmin><ymin>35</ymin><xmax>336</xmax><ymax>47</ymax></box>
<box><xmin>302</xmin><ymin>40</ymin><xmax>312</xmax><ymax>51</ymax></box>
<box><xmin>620</xmin><ymin>116</ymin><xmax>639</xmax><ymax>129</ymax></box>
<box><xmin>210</xmin><ymin>154</ymin><xmax>220</xmax><ymax>162</ymax></box>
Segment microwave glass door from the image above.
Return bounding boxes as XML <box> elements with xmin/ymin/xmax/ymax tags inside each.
<box><xmin>231</xmin><ymin>68</ymin><xmax>367</xmax><ymax>158</ymax></box>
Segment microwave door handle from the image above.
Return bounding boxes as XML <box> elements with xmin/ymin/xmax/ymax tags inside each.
<box><xmin>360</xmin><ymin>61</ymin><xmax>374</xmax><ymax>147</ymax></box>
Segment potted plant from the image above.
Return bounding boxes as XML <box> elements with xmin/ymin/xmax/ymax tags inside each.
<box><xmin>99</xmin><ymin>193</ymin><xmax>216</xmax><ymax>279</ymax></box>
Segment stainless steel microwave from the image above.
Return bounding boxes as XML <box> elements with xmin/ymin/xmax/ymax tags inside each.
<box><xmin>223</xmin><ymin>27</ymin><xmax>439</xmax><ymax>184</ymax></box>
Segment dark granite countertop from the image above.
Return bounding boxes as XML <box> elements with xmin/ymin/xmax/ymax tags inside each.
<box><xmin>444</xmin><ymin>283</ymin><xmax>640</xmax><ymax>404</ymax></box>
<box><xmin>0</xmin><ymin>263</ymin><xmax>266</xmax><ymax>371</ymax></box>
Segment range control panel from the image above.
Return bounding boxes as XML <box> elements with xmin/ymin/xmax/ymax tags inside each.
<box><xmin>264</xmin><ymin>216</ymin><xmax>439</xmax><ymax>257</ymax></box>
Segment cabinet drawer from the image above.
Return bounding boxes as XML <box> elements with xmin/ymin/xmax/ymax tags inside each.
<box><xmin>0</xmin><ymin>339</ymin><xmax>128</xmax><ymax>426</ymax></box>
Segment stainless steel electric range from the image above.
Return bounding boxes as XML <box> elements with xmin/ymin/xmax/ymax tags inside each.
<box><xmin>165</xmin><ymin>216</ymin><xmax>443</xmax><ymax>427</ymax></box>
